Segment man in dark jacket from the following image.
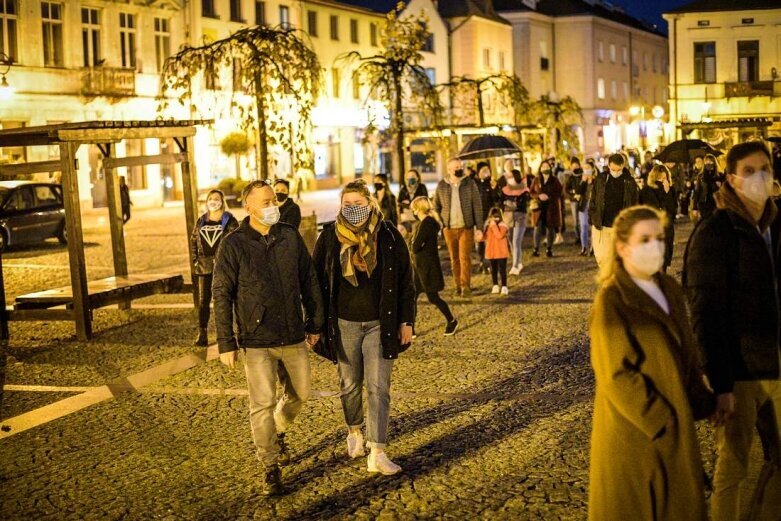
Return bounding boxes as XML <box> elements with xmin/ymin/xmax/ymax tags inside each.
<box><xmin>212</xmin><ymin>180</ymin><xmax>324</xmax><ymax>496</ymax></box>
<box><xmin>684</xmin><ymin>141</ymin><xmax>781</xmax><ymax>521</ymax></box>
<box><xmin>434</xmin><ymin>158</ymin><xmax>483</xmax><ymax>299</ymax></box>
<box><xmin>588</xmin><ymin>153</ymin><xmax>639</xmax><ymax>267</ymax></box>
<box><xmin>119</xmin><ymin>175</ymin><xmax>132</xmax><ymax>223</ymax></box>
<box><xmin>273</xmin><ymin>179</ymin><xmax>301</xmax><ymax>229</ymax></box>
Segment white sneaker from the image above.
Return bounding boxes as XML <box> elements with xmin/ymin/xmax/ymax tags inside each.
<box><xmin>516</xmin><ymin>263</ymin><xmax>524</xmax><ymax>273</ymax></box>
<box><xmin>554</xmin><ymin>233</ymin><xmax>564</xmax><ymax>245</ymax></box>
<box><xmin>509</xmin><ymin>266</ymin><xmax>520</xmax><ymax>276</ymax></box>
<box><xmin>346</xmin><ymin>431</ymin><xmax>366</xmax><ymax>459</ymax></box>
<box><xmin>491</xmin><ymin>285</ymin><xmax>500</xmax><ymax>294</ymax></box>
<box><xmin>501</xmin><ymin>286</ymin><xmax>509</xmax><ymax>296</ymax></box>
<box><xmin>367</xmin><ymin>451</ymin><xmax>402</xmax><ymax>475</ymax></box>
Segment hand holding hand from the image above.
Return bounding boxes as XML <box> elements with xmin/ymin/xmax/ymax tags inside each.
<box><xmin>474</xmin><ymin>229</ymin><xmax>484</xmax><ymax>242</ymax></box>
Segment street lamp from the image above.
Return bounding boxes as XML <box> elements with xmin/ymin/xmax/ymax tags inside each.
<box><xmin>0</xmin><ymin>53</ymin><xmax>13</xmax><ymax>100</ymax></box>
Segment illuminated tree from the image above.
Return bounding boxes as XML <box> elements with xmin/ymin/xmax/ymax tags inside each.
<box><xmin>529</xmin><ymin>94</ymin><xmax>584</xmax><ymax>160</ymax></box>
<box><xmin>158</xmin><ymin>26</ymin><xmax>322</xmax><ymax>180</ymax></box>
<box><xmin>338</xmin><ymin>3</ymin><xmax>442</xmax><ymax>181</ymax></box>
<box><xmin>443</xmin><ymin>73</ymin><xmax>530</xmax><ymax>128</ymax></box>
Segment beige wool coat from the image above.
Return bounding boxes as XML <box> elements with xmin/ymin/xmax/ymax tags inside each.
<box><xmin>588</xmin><ymin>267</ymin><xmax>715</xmax><ymax>521</ymax></box>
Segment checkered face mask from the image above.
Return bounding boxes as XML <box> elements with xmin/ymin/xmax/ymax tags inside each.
<box><xmin>341</xmin><ymin>204</ymin><xmax>371</xmax><ymax>226</ymax></box>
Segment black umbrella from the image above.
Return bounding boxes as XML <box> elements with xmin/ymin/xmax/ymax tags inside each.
<box><xmin>654</xmin><ymin>139</ymin><xmax>722</xmax><ymax>164</ymax></box>
<box><xmin>767</xmin><ymin>136</ymin><xmax>781</xmax><ymax>144</ymax></box>
<box><xmin>457</xmin><ymin>134</ymin><xmax>522</xmax><ymax>160</ymax></box>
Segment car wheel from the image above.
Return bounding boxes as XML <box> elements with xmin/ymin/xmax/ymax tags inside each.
<box><xmin>0</xmin><ymin>228</ymin><xmax>7</xmax><ymax>252</ymax></box>
<box><xmin>57</xmin><ymin>221</ymin><xmax>67</xmax><ymax>245</ymax></box>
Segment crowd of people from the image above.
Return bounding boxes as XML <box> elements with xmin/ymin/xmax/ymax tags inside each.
<box><xmin>186</xmin><ymin>137</ymin><xmax>779</xmax><ymax>519</ymax></box>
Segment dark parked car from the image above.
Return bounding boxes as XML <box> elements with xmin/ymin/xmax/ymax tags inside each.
<box><xmin>0</xmin><ymin>181</ymin><xmax>66</xmax><ymax>251</ymax></box>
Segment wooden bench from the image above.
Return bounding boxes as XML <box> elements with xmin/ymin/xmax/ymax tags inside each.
<box><xmin>13</xmin><ymin>274</ymin><xmax>184</xmax><ymax>312</ymax></box>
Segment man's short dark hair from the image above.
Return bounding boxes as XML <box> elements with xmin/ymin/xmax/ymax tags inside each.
<box><xmin>241</xmin><ymin>179</ymin><xmax>273</xmax><ymax>202</ymax></box>
<box><xmin>570</xmin><ymin>157</ymin><xmax>581</xmax><ymax>166</ymax></box>
<box><xmin>726</xmin><ymin>141</ymin><xmax>771</xmax><ymax>175</ymax></box>
<box><xmin>608</xmin><ymin>153</ymin><xmax>625</xmax><ymax>167</ymax></box>
<box><xmin>273</xmin><ymin>178</ymin><xmax>290</xmax><ymax>189</ymax></box>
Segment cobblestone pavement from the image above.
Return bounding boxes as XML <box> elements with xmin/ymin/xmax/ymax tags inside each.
<box><xmin>0</xmin><ymin>214</ymin><xmax>766</xmax><ymax>520</ymax></box>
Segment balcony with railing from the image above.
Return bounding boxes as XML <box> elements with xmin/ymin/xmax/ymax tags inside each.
<box><xmin>81</xmin><ymin>67</ymin><xmax>136</xmax><ymax>97</ymax></box>
<box><xmin>724</xmin><ymin>80</ymin><xmax>777</xmax><ymax>98</ymax></box>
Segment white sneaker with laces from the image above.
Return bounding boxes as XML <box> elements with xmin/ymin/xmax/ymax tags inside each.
<box><xmin>491</xmin><ymin>285</ymin><xmax>500</xmax><ymax>294</ymax></box>
<box><xmin>501</xmin><ymin>286</ymin><xmax>509</xmax><ymax>296</ymax></box>
<box><xmin>516</xmin><ymin>263</ymin><xmax>524</xmax><ymax>273</ymax></box>
<box><xmin>346</xmin><ymin>431</ymin><xmax>366</xmax><ymax>459</ymax></box>
<box><xmin>509</xmin><ymin>266</ymin><xmax>520</xmax><ymax>276</ymax></box>
<box><xmin>368</xmin><ymin>451</ymin><xmax>402</xmax><ymax>475</ymax></box>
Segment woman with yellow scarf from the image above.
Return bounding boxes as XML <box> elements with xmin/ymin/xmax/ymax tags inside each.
<box><xmin>312</xmin><ymin>179</ymin><xmax>417</xmax><ymax>476</ymax></box>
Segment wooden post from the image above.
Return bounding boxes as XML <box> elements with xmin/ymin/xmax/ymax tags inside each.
<box><xmin>103</xmin><ymin>143</ymin><xmax>130</xmax><ymax>310</ymax></box>
<box><xmin>60</xmin><ymin>143</ymin><xmax>92</xmax><ymax>340</ymax></box>
<box><xmin>0</xmin><ymin>253</ymin><xmax>8</xmax><ymax>424</ymax></box>
<box><xmin>179</xmin><ymin>136</ymin><xmax>200</xmax><ymax>307</ymax></box>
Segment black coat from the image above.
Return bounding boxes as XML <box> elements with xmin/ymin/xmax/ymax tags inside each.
<box><xmin>278</xmin><ymin>198</ymin><xmax>302</xmax><ymax>229</ymax></box>
<box><xmin>575</xmin><ymin>178</ymin><xmax>593</xmax><ymax>213</ymax></box>
<box><xmin>377</xmin><ymin>191</ymin><xmax>399</xmax><ymax>225</ymax></box>
<box><xmin>398</xmin><ymin>183</ymin><xmax>428</xmax><ymax>211</ymax></box>
<box><xmin>312</xmin><ymin>221</ymin><xmax>416</xmax><ymax>363</ymax></box>
<box><xmin>189</xmin><ymin>211</ymin><xmax>239</xmax><ymax>275</ymax></box>
<box><xmin>588</xmin><ymin>172</ymin><xmax>639</xmax><ymax>229</ymax></box>
<box><xmin>692</xmin><ymin>169</ymin><xmax>724</xmax><ymax>219</ymax></box>
<box><xmin>683</xmin><ymin>200</ymin><xmax>781</xmax><ymax>394</ymax></box>
<box><xmin>640</xmin><ymin>185</ymin><xmax>677</xmax><ymax>221</ymax></box>
<box><xmin>476</xmin><ymin>178</ymin><xmax>498</xmax><ymax>220</ymax></box>
<box><xmin>211</xmin><ymin>218</ymin><xmax>325</xmax><ymax>353</ymax></box>
<box><xmin>410</xmin><ymin>216</ymin><xmax>445</xmax><ymax>293</ymax></box>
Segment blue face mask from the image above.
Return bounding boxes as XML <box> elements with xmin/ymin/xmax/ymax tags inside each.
<box><xmin>407</xmin><ymin>178</ymin><xmax>417</xmax><ymax>187</ymax></box>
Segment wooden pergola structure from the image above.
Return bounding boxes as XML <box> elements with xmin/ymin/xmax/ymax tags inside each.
<box><xmin>0</xmin><ymin>120</ymin><xmax>208</xmax><ymax>342</ymax></box>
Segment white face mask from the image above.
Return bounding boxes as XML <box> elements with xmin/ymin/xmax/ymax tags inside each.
<box><xmin>206</xmin><ymin>200</ymin><xmax>222</xmax><ymax>212</ymax></box>
<box><xmin>609</xmin><ymin>169</ymin><xmax>622</xmax><ymax>179</ymax></box>
<box><xmin>734</xmin><ymin>170</ymin><xmax>773</xmax><ymax>206</ymax></box>
<box><xmin>250</xmin><ymin>205</ymin><xmax>280</xmax><ymax>227</ymax></box>
<box><xmin>627</xmin><ymin>240</ymin><xmax>665</xmax><ymax>277</ymax></box>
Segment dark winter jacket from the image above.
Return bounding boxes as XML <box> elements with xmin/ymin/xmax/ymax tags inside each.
<box><xmin>683</xmin><ymin>185</ymin><xmax>781</xmax><ymax>394</ymax></box>
<box><xmin>212</xmin><ymin>218</ymin><xmax>325</xmax><ymax>353</ymax></box>
<box><xmin>640</xmin><ymin>185</ymin><xmax>678</xmax><ymax>222</ymax></box>
<box><xmin>564</xmin><ymin>170</ymin><xmax>582</xmax><ymax>201</ymax></box>
<box><xmin>312</xmin><ymin>220</ymin><xmax>416</xmax><ymax>363</ymax></box>
<box><xmin>398</xmin><ymin>183</ymin><xmax>428</xmax><ymax>211</ymax></box>
<box><xmin>692</xmin><ymin>168</ymin><xmax>724</xmax><ymax>220</ymax></box>
<box><xmin>377</xmin><ymin>191</ymin><xmax>399</xmax><ymax>226</ymax></box>
<box><xmin>530</xmin><ymin>173</ymin><xmax>563</xmax><ymax>228</ymax></box>
<box><xmin>588</xmin><ymin>171</ymin><xmax>639</xmax><ymax>230</ymax></box>
<box><xmin>278</xmin><ymin>198</ymin><xmax>302</xmax><ymax>229</ymax></box>
<box><xmin>190</xmin><ymin>211</ymin><xmax>239</xmax><ymax>275</ymax></box>
<box><xmin>410</xmin><ymin>215</ymin><xmax>445</xmax><ymax>293</ymax></box>
<box><xmin>433</xmin><ymin>177</ymin><xmax>483</xmax><ymax>229</ymax></box>
<box><xmin>476</xmin><ymin>178</ymin><xmax>498</xmax><ymax>221</ymax></box>
<box><xmin>575</xmin><ymin>178</ymin><xmax>594</xmax><ymax>213</ymax></box>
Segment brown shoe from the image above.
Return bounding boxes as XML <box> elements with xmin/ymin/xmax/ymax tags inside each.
<box><xmin>261</xmin><ymin>466</ymin><xmax>285</xmax><ymax>497</ymax></box>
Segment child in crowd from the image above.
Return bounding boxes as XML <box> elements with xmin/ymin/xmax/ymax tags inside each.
<box><xmin>484</xmin><ymin>207</ymin><xmax>511</xmax><ymax>296</ymax></box>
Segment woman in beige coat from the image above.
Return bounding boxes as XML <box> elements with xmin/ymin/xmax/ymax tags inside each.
<box><xmin>588</xmin><ymin>205</ymin><xmax>715</xmax><ymax>521</ymax></box>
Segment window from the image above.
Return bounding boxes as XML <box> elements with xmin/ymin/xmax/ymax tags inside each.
<box><xmin>119</xmin><ymin>13</ymin><xmax>136</xmax><ymax>69</ymax></box>
<box><xmin>6</xmin><ymin>186</ymin><xmax>33</xmax><ymax>211</ymax></box>
<box><xmin>230</xmin><ymin>0</ymin><xmax>242</xmax><ymax>22</ymax></box>
<box><xmin>352</xmin><ymin>75</ymin><xmax>360</xmax><ymax>99</ymax></box>
<box><xmin>81</xmin><ymin>7</ymin><xmax>101</xmax><ymax>67</ymax></box>
<box><xmin>425</xmin><ymin>67</ymin><xmax>435</xmax><ymax>85</ymax></box>
<box><xmin>662</xmin><ymin>56</ymin><xmax>668</xmax><ymax>74</ymax></box>
<box><xmin>34</xmin><ymin>185</ymin><xmax>59</xmax><ymax>207</ymax></box>
<box><xmin>41</xmin><ymin>2</ymin><xmax>63</xmax><ymax>67</ymax></box>
<box><xmin>350</xmin><ymin>19</ymin><xmax>358</xmax><ymax>43</ymax></box>
<box><xmin>483</xmin><ymin>48</ymin><xmax>491</xmax><ymax>68</ymax></box>
<box><xmin>279</xmin><ymin>5</ymin><xmax>289</xmax><ymax>29</ymax></box>
<box><xmin>422</xmin><ymin>33</ymin><xmax>434</xmax><ymax>53</ymax></box>
<box><xmin>652</xmin><ymin>53</ymin><xmax>657</xmax><ymax>73</ymax></box>
<box><xmin>540</xmin><ymin>57</ymin><xmax>549</xmax><ymax>70</ymax></box>
<box><xmin>255</xmin><ymin>1</ymin><xmax>266</xmax><ymax>26</ymax></box>
<box><xmin>330</xmin><ymin>15</ymin><xmax>338</xmax><ymax>40</ymax></box>
<box><xmin>622</xmin><ymin>46</ymin><xmax>628</xmax><ymax>65</ymax></box>
<box><xmin>370</xmin><ymin>22</ymin><xmax>377</xmax><ymax>46</ymax></box>
<box><xmin>643</xmin><ymin>52</ymin><xmax>648</xmax><ymax>71</ymax></box>
<box><xmin>597</xmin><ymin>78</ymin><xmax>605</xmax><ymax>99</ymax></box>
<box><xmin>331</xmin><ymin>68</ymin><xmax>340</xmax><ymax>97</ymax></box>
<box><xmin>154</xmin><ymin>17</ymin><xmax>171</xmax><ymax>72</ymax></box>
<box><xmin>202</xmin><ymin>0</ymin><xmax>217</xmax><ymax>18</ymax></box>
<box><xmin>609</xmin><ymin>43</ymin><xmax>616</xmax><ymax>63</ymax></box>
<box><xmin>307</xmin><ymin>11</ymin><xmax>317</xmax><ymax>36</ymax></box>
<box><xmin>598</xmin><ymin>40</ymin><xmax>604</xmax><ymax>62</ymax></box>
<box><xmin>610</xmin><ymin>80</ymin><xmax>617</xmax><ymax>99</ymax></box>
<box><xmin>499</xmin><ymin>51</ymin><xmax>505</xmax><ymax>71</ymax></box>
<box><xmin>694</xmin><ymin>41</ymin><xmax>716</xmax><ymax>83</ymax></box>
<box><xmin>738</xmin><ymin>40</ymin><xmax>759</xmax><ymax>82</ymax></box>
<box><xmin>0</xmin><ymin>0</ymin><xmax>18</xmax><ymax>62</ymax></box>
<box><xmin>622</xmin><ymin>81</ymin><xmax>629</xmax><ymax>100</ymax></box>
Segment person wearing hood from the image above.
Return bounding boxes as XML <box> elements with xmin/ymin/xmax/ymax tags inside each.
<box><xmin>374</xmin><ymin>173</ymin><xmax>398</xmax><ymax>226</ymax></box>
<box><xmin>397</xmin><ymin>169</ymin><xmax>428</xmax><ymax>231</ymax></box>
<box><xmin>589</xmin><ymin>205</ymin><xmax>714</xmax><ymax>521</ymax></box>
<box><xmin>190</xmin><ymin>189</ymin><xmax>240</xmax><ymax>346</ymax></box>
<box><xmin>589</xmin><ymin>153</ymin><xmax>639</xmax><ymax>268</ymax></box>
<box><xmin>684</xmin><ymin>141</ymin><xmax>781</xmax><ymax>521</ymax></box>
<box><xmin>274</xmin><ymin>179</ymin><xmax>301</xmax><ymax>229</ymax></box>
<box><xmin>691</xmin><ymin>153</ymin><xmax>724</xmax><ymax>222</ymax></box>
<box><xmin>211</xmin><ymin>180</ymin><xmax>325</xmax><ymax>496</ymax></box>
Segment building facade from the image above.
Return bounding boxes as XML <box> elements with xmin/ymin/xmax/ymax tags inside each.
<box><xmin>496</xmin><ymin>0</ymin><xmax>670</xmax><ymax>157</ymax></box>
<box><xmin>663</xmin><ymin>0</ymin><xmax>781</xmax><ymax>146</ymax></box>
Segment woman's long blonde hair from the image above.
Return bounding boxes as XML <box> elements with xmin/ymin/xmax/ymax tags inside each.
<box><xmin>646</xmin><ymin>164</ymin><xmax>671</xmax><ymax>189</ymax></box>
<box><xmin>597</xmin><ymin>205</ymin><xmax>667</xmax><ymax>284</ymax></box>
<box><xmin>410</xmin><ymin>196</ymin><xmax>441</xmax><ymax>224</ymax></box>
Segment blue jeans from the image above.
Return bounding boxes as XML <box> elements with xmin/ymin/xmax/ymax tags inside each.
<box><xmin>510</xmin><ymin>212</ymin><xmax>527</xmax><ymax>267</ymax></box>
<box><xmin>578</xmin><ymin>210</ymin><xmax>591</xmax><ymax>250</ymax></box>
<box><xmin>336</xmin><ymin>319</ymin><xmax>394</xmax><ymax>448</ymax></box>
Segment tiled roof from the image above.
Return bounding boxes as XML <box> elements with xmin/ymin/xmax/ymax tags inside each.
<box><xmin>666</xmin><ymin>0</ymin><xmax>781</xmax><ymax>14</ymax></box>
<box><xmin>438</xmin><ymin>0</ymin><xmax>512</xmax><ymax>25</ymax></box>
